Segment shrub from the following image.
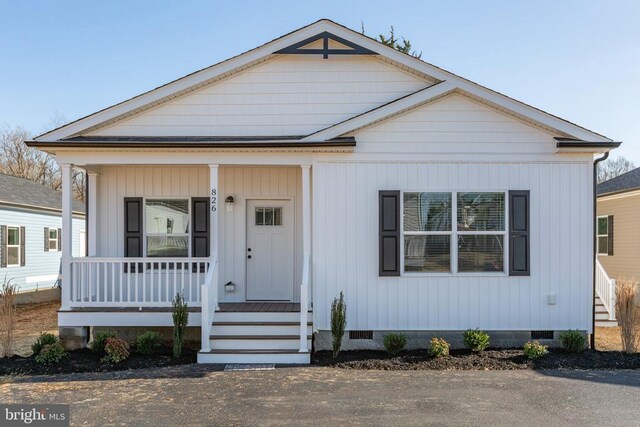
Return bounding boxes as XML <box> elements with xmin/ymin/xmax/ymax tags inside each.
<box><xmin>559</xmin><ymin>330</ymin><xmax>586</xmax><ymax>353</ymax></box>
<box><xmin>330</xmin><ymin>291</ymin><xmax>347</xmax><ymax>358</ymax></box>
<box><xmin>463</xmin><ymin>328</ymin><xmax>490</xmax><ymax>352</ymax></box>
<box><xmin>90</xmin><ymin>331</ymin><xmax>116</xmax><ymax>353</ymax></box>
<box><xmin>523</xmin><ymin>341</ymin><xmax>548</xmax><ymax>359</ymax></box>
<box><xmin>136</xmin><ymin>331</ymin><xmax>161</xmax><ymax>354</ymax></box>
<box><xmin>383</xmin><ymin>333</ymin><xmax>407</xmax><ymax>356</ymax></box>
<box><xmin>428</xmin><ymin>337</ymin><xmax>450</xmax><ymax>358</ymax></box>
<box><xmin>102</xmin><ymin>338</ymin><xmax>130</xmax><ymax>364</ymax></box>
<box><xmin>0</xmin><ymin>277</ymin><xmax>18</xmax><ymax>357</ymax></box>
<box><xmin>615</xmin><ymin>278</ymin><xmax>640</xmax><ymax>354</ymax></box>
<box><xmin>172</xmin><ymin>293</ymin><xmax>189</xmax><ymax>358</ymax></box>
<box><xmin>31</xmin><ymin>332</ymin><xmax>59</xmax><ymax>356</ymax></box>
<box><xmin>35</xmin><ymin>342</ymin><xmax>66</xmax><ymax>364</ymax></box>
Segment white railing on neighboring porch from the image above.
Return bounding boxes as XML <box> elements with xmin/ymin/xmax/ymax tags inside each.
<box><xmin>595</xmin><ymin>258</ymin><xmax>616</xmax><ymax>320</ymax></box>
<box><xmin>69</xmin><ymin>257</ymin><xmax>209</xmax><ymax>307</ymax></box>
<box><xmin>200</xmin><ymin>253</ymin><xmax>218</xmax><ymax>353</ymax></box>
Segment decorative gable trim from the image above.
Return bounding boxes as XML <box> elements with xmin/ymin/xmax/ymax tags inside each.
<box><xmin>274</xmin><ymin>31</ymin><xmax>377</xmax><ymax>58</ymax></box>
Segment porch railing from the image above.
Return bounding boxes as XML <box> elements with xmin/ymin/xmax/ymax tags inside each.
<box><xmin>299</xmin><ymin>255</ymin><xmax>310</xmax><ymax>352</ymax></box>
<box><xmin>200</xmin><ymin>253</ymin><xmax>218</xmax><ymax>353</ymax></box>
<box><xmin>595</xmin><ymin>258</ymin><xmax>616</xmax><ymax>320</ymax></box>
<box><xmin>68</xmin><ymin>257</ymin><xmax>209</xmax><ymax>307</ymax></box>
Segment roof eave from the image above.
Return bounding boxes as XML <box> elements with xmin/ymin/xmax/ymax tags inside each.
<box><xmin>555</xmin><ymin>139</ymin><xmax>621</xmax><ymax>154</ymax></box>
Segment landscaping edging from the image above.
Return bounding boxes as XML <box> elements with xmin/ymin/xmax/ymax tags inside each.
<box><xmin>313</xmin><ymin>349</ymin><xmax>640</xmax><ymax>370</ymax></box>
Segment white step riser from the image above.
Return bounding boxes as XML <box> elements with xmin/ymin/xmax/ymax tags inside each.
<box><xmin>595</xmin><ymin>312</ymin><xmax>613</xmax><ymax>320</ymax></box>
<box><xmin>210</xmin><ymin>339</ymin><xmax>311</xmax><ymax>350</ymax></box>
<box><xmin>213</xmin><ymin>325</ymin><xmax>312</xmax><ymax>335</ymax></box>
<box><xmin>214</xmin><ymin>312</ymin><xmax>311</xmax><ymax>322</ymax></box>
<box><xmin>198</xmin><ymin>352</ymin><xmax>311</xmax><ymax>364</ymax></box>
<box><xmin>596</xmin><ymin>321</ymin><xmax>618</xmax><ymax>327</ymax></box>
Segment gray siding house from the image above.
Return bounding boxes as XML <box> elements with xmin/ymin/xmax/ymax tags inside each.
<box><xmin>0</xmin><ymin>173</ymin><xmax>85</xmax><ymax>292</ymax></box>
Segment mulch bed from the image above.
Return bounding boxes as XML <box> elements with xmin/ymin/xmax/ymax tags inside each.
<box><xmin>313</xmin><ymin>349</ymin><xmax>640</xmax><ymax>370</ymax></box>
<box><xmin>0</xmin><ymin>346</ymin><xmax>197</xmax><ymax>377</ymax></box>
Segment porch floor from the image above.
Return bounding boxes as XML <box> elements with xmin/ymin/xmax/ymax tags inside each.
<box><xmin>217</xmin><ymin>302</ymin><xmax>310</xmax><ymax>313</ymax></box>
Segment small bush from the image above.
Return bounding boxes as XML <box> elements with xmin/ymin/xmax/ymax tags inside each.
<box><xmin>102</xmin><ymin>338</ymin><xmax>130</xmax><ymax>364</ymax></box>
<box><xmin>0</xmin><ymin>276</ymin><xmax>18</xmax><ymax>358</ymax></box>
<box><xmin>383</xmin><ymin>333</ymin><xmax>407</xmax><ymax>356</ymax></box>
<box><xmin>34</xmin><ymin>342</ymin><xmax>66</xmax><ymax>365</ymax></box>
<box><xmin>559</xmin><ymin>330</ymin><xmax>586</xmax><ymax>353</ymax></box>
<box><xmin>172</xmin><ymin>293</ymin><xmax>189</xmax><ymax>358</ymax></box>
<box><xmin>463</xmin><ymin>328</ymin><xmax>490</xmax><ymax>352</ymax></box>
<box><xmin>31</xmin><ymin>332</ymin><xmax>58</xmax><ymax>356</ymax></box>
<box><xmin>523</xmin><ymin>341</ymin><xmax>548</xmax><ymax>359</ymax></box>
<box><xmin>615</xmin><ymin>278</ymin><xmax>640</xmax><ymax>354</ymax></box>
<box><xmin>136</xmin><ymin>331</ymin><xmax>161</xmax><ymax>355</ymax></box>
<box><xmin>330</xmin><ymin>291</ymin><xmax>347</xmax><ymax>358</ymax></box>
<box><xmin>90</xmin><ymin>331</ymin><xmax>116</xmax><ymax>353</ymax></box>
<box><xmin>428</xmin><ymin>337</ymin><xmax>450</xmax><ymax>358</ymax></box>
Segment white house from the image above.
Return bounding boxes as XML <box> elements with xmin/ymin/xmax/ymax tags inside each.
<box><xmin>28</xmin><ymin>20</ymin><xmax>619</xmax><ymax>363</ymax></box>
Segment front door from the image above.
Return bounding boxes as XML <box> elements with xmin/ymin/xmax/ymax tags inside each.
<box><xmin>246</xmin><ymin>200</ymin><xmax>294</xmax><ymax>301</ymax></box>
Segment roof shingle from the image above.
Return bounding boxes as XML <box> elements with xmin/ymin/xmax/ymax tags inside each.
<box><xmin>597</xmin><ymin>167</ymin><xmax>640</xmax><ymax>196</ymax></box>
<box><xmin>0</xmin><ymin>173</ymin><xmax>85</xmax><ymax>213</ymax></box>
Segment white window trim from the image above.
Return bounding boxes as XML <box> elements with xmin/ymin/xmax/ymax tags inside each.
<box><xmin>48</xmin><ymin>227</ymin><xmax>59</xmax><ymax>251</ymax></box>
<box><xmin>6</xmin><ymin>225</ymin><xmax>21</xmax><ymax>267</ymax></box>
<box><xmin>400</xmin><ymin>190</ymin><xmax>509</xmax><ymax>277</ymax></box>
<box><xmin>143</xmin><ymin>197</ymin><xmax>191</xmax><ymax>258</ymax></box>
<box><xmin>596</xmin><ymin>215</ymin><xmax>609</xmax><ymax>256</ymax></box>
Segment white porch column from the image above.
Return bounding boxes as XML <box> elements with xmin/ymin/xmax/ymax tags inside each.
<box><xmin>60</xmin><ymin>164</ymin><xmax>73</xmax><ymax>310</ymax></box>
<box><xmin>87</xmin><ymin>171</ymin><xmax>98</xmax><ymax>257</ymax></box>
<box><xmin>209</xmin><ymin>164</ymin><xmax>219</xmax><ymax>310</ymax></box>
<box><xmin>300</xmin><ymin>164</ymin><xmax>311</xmax><ymax>352</ymax></box>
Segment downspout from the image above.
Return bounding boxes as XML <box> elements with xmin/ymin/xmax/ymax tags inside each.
<box><xmin>591</xmin><ymin>151</ymin><xmax>609</xmax><ymax>349</ymax></box>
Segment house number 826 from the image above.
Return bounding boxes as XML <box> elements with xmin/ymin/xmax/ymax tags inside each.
<box><xmin>211</xmin><ymin>189</ymin><xmax>217</xmax><ymax>212</ymax></box>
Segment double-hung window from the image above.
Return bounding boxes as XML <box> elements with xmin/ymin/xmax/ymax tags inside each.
<box><xmin>145</xmin><ymin>199</ymin><xmax>190</xmax><ymax>257</ymax></box>
<box><xmin>48</xmin><ymin>228</ymin><xmax>59</xmax><ymax>251</ymax></box>
<box><xmin>597</xmin><ymin>216</ymin><xmax>609</xmax><ymax>255</ymax></box>
<box><xmin>7</xmin><ymin>226</ymin><xmax>21</xmax><ymax>266</ymax></box>
<box><xmin>402</xmin><ymin>191</ymin><xmax>506</xmax><ymax>274</ymax></box>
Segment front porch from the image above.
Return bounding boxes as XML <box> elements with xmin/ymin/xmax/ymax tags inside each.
<box><xmin>58</xmin><ymin>159</ymin><xmax>313</xmax><ymax>363</ymax></box>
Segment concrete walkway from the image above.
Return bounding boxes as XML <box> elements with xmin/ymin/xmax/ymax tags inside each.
<box><xmin>1</xmin><ymin>365</ymin><xmax>639</xmax><ymax>426</ymax></box>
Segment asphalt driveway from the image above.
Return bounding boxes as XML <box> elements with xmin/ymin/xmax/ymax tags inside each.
<box><xmin>1</xmin><ymin>365</ymin><xmax>639</xmax><ymax>426</ymax></box>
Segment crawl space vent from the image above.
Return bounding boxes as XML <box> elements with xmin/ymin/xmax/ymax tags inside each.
<box><xmin>531</xmin><ymin>331</ymin><xmax>554</xmax><ymax>340</ymax></box>
<box><xmin>349</xmin><ymin>330</ymin><xmax>373</xmax><ymax>340</ymax></box>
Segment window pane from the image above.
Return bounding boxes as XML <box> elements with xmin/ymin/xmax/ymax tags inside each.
<box><xmin>597</xmin><ymin>217</ymin><xmax>608</xmax><ymax>235</ymax></box>
<box><xmin>49</xmin><ymin>229</ymin><xmax>57</xmax><ymax>239</ymax></box>
<box><xmin>7</xmin><ymin>247</ymin><xmax>19</xmax><ymax>265</ymax></box>
<box><xmin>404</xmin><ymin>192</ymin><xmax>451</xmax><ymax>232</ymax></box>
<box><xmin>404</xmin><ymin>235</ymin><xmax>451</xmax><ymax>272</ymax></box>
<box><xmin>274</xmin><ymin>207</ymin><xmax>283</xmax><ymax>226</ymax></box>
<box><xmin>598</xmin><ymin>236</ymin><xmax>608</xmax><ymax>254</ymax></box>
<box><xmin>458</xmin><ymin>235</ymin><xmax>504</xmax><ymax>272</ymax></box>
<box><xmin>255</xmin><ymin>208</ymin><xmax>264</xmax><ymax>226</ymax></box>
<box><xmin>147</xmin><ymin>236</ymin><xmax>188</xmax><ymax>257</ymax></box>
<box><xmin>7</xmin><ymin>227</ymin><xmax>19</xmax><ymax>245</ymax></box>
<box><xmin>264</xmin><ymin>208</ymin><xmax>274</xmax><ymax>226</ymax></box>
<box><xmin>457</xmin><ymin>192</ymin><xmax>505</xmax><ymax>231</ymax></box>
<box><xmin>49</xmin><ymin>240</ymin><xmax>58</xmax><ymax>250</ymax></box>
<box><xmin>146</xmin><ymin>200</ymin><xmax>189</xmax><ymax>234</ymax></box>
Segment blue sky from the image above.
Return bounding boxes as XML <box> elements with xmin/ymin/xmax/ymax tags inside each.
<box><xmin>1</xmin><ymin>1</ymin><xmax>638</xmax><ymax>161</ymax></box>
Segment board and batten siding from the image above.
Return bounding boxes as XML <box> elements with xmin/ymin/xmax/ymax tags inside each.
<box><xmin>597</xmin><ymin>193</ymin><xmax>640</xmax><ymax>280</ymax></box>
<box><xmin>0</xmin><ymin>207</ymin><xmax>84</xmax><ymax>292</ymax></box>
<box><xmin>95</xmin><ymin>165</ymin><xmax>303</xmax><ymax>302</ymax></box>
<box><xmin>312</xmin><ymin>160</ymin><xmax>593</xmax><ymax>332</ymax></box>
<box><xmin>87</xmin><ymin>56</ymin><xmax>429</xmax><ymax>137</ymax></box>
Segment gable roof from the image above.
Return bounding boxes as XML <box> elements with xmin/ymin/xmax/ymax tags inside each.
<box><xmin>0</xmin><ymin>173</ymin><xmax>85</xmax><ymax>214</ymax></box>
<box><xmin>597</xmin><ymin>167</ymin><xmax>640</xmax><ymax>197</ymax></box>
<box><xmin>30</xmin><ymin>19</ymin><xmax>616</xmax><ymax>150</ymax></box>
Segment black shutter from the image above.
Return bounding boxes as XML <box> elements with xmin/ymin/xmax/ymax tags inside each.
<box><xmin>57</xmin><ymin>228</ymin><xmax>62</xmax><ymax>252</ymax></box>
<box><xmin>379</xmin><ymin>191</ymin><xmax>400</xmax><ymax>276</ymax></box>
<box><xmin>124</xmin><ymin>198</ymin><xmax>143</xmax><ymax>272</ymax></box>
<box><xmin>20</xmin><ymin>226</ymin><xmax>26</xmax><ymax>267</ymax></box>
<box><xmin>0</xmin><ymin>225</ymin><xmax>6</xmax><ymax>268</ymax></box>
<box><xmin>192</xmin><ymin>198</ymin><xmax>209</xmax><ymax>273</ymax></box>
<box><xmin>607</xmin><ymin>215</ymin><xmax>614</xmax><ymax>256</ymax></box>
<box><xmin>509</xmin><ymin>190</ymin><xmax>530</xmax><ymax>276</ymax></box>
<box><xmin>44</xmin><ymin>227</ymin><xmax>50</xmax><ymax>252</ymax></box>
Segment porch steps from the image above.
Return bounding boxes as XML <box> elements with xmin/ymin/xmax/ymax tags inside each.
<box><xmin>595</xmin><ymin>296</ymin><xmax>617</xmax><ymax>328</ymax></box>
<box><xmin>198</xmin><ymin>309</ymin><xmax>312</xmax><ymax>364</ymax></box>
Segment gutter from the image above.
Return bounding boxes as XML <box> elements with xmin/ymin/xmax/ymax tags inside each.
<box><xmin>592</xmin><ymin>151</ymin><xmax>609</xmax><ymax>349</ymax></box>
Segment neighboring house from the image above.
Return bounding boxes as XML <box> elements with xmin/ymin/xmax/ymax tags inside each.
<box><xmin>27</xmin><ymin>20</ymin><xmax>619</xmax><ymax>363</ymax></box>
<box><xmin>595</xmin><ymin>167</ymin><xmax>640</xmax><ymax>326</ymax></box>
<box><xmin>0</xmin><ymin>173</ymin><xmax>85</xmax><ymax>292</ymax></box>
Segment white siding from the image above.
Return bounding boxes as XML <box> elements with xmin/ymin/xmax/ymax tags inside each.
<box><xmin>312</xmin><ymin>160</ymin><xmax>593</xmax><ymax>332</ymax></box>
<box><xmin>353</xmin><ymin>93</ymin><xmax>558</xmax><ymax>154</ymax></box>
<box><xmin>88</xmin><ymin>56</ymin><xmax>428</xmax><ymax>137</ymax></box>
<box><xmin>95</xmin><ymin>165</ymin><xmax>302</xmax><ymax>302</ymax></box>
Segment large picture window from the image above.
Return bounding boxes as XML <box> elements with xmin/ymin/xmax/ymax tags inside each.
<box><xmin>402</xmin><ymin>191</ymin><xmax>506</xmax><ymax>274</ymax></box>
<box><xmin>145</xmin><ymin>199</ymin><xmax>189</xmax><ymax>257</ymax></box>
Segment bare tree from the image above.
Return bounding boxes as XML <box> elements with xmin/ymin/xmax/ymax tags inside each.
<box><xmin>597</xmin><ymin>156</ymin><xmax>636</xmax><ymax>184</ymax></box>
